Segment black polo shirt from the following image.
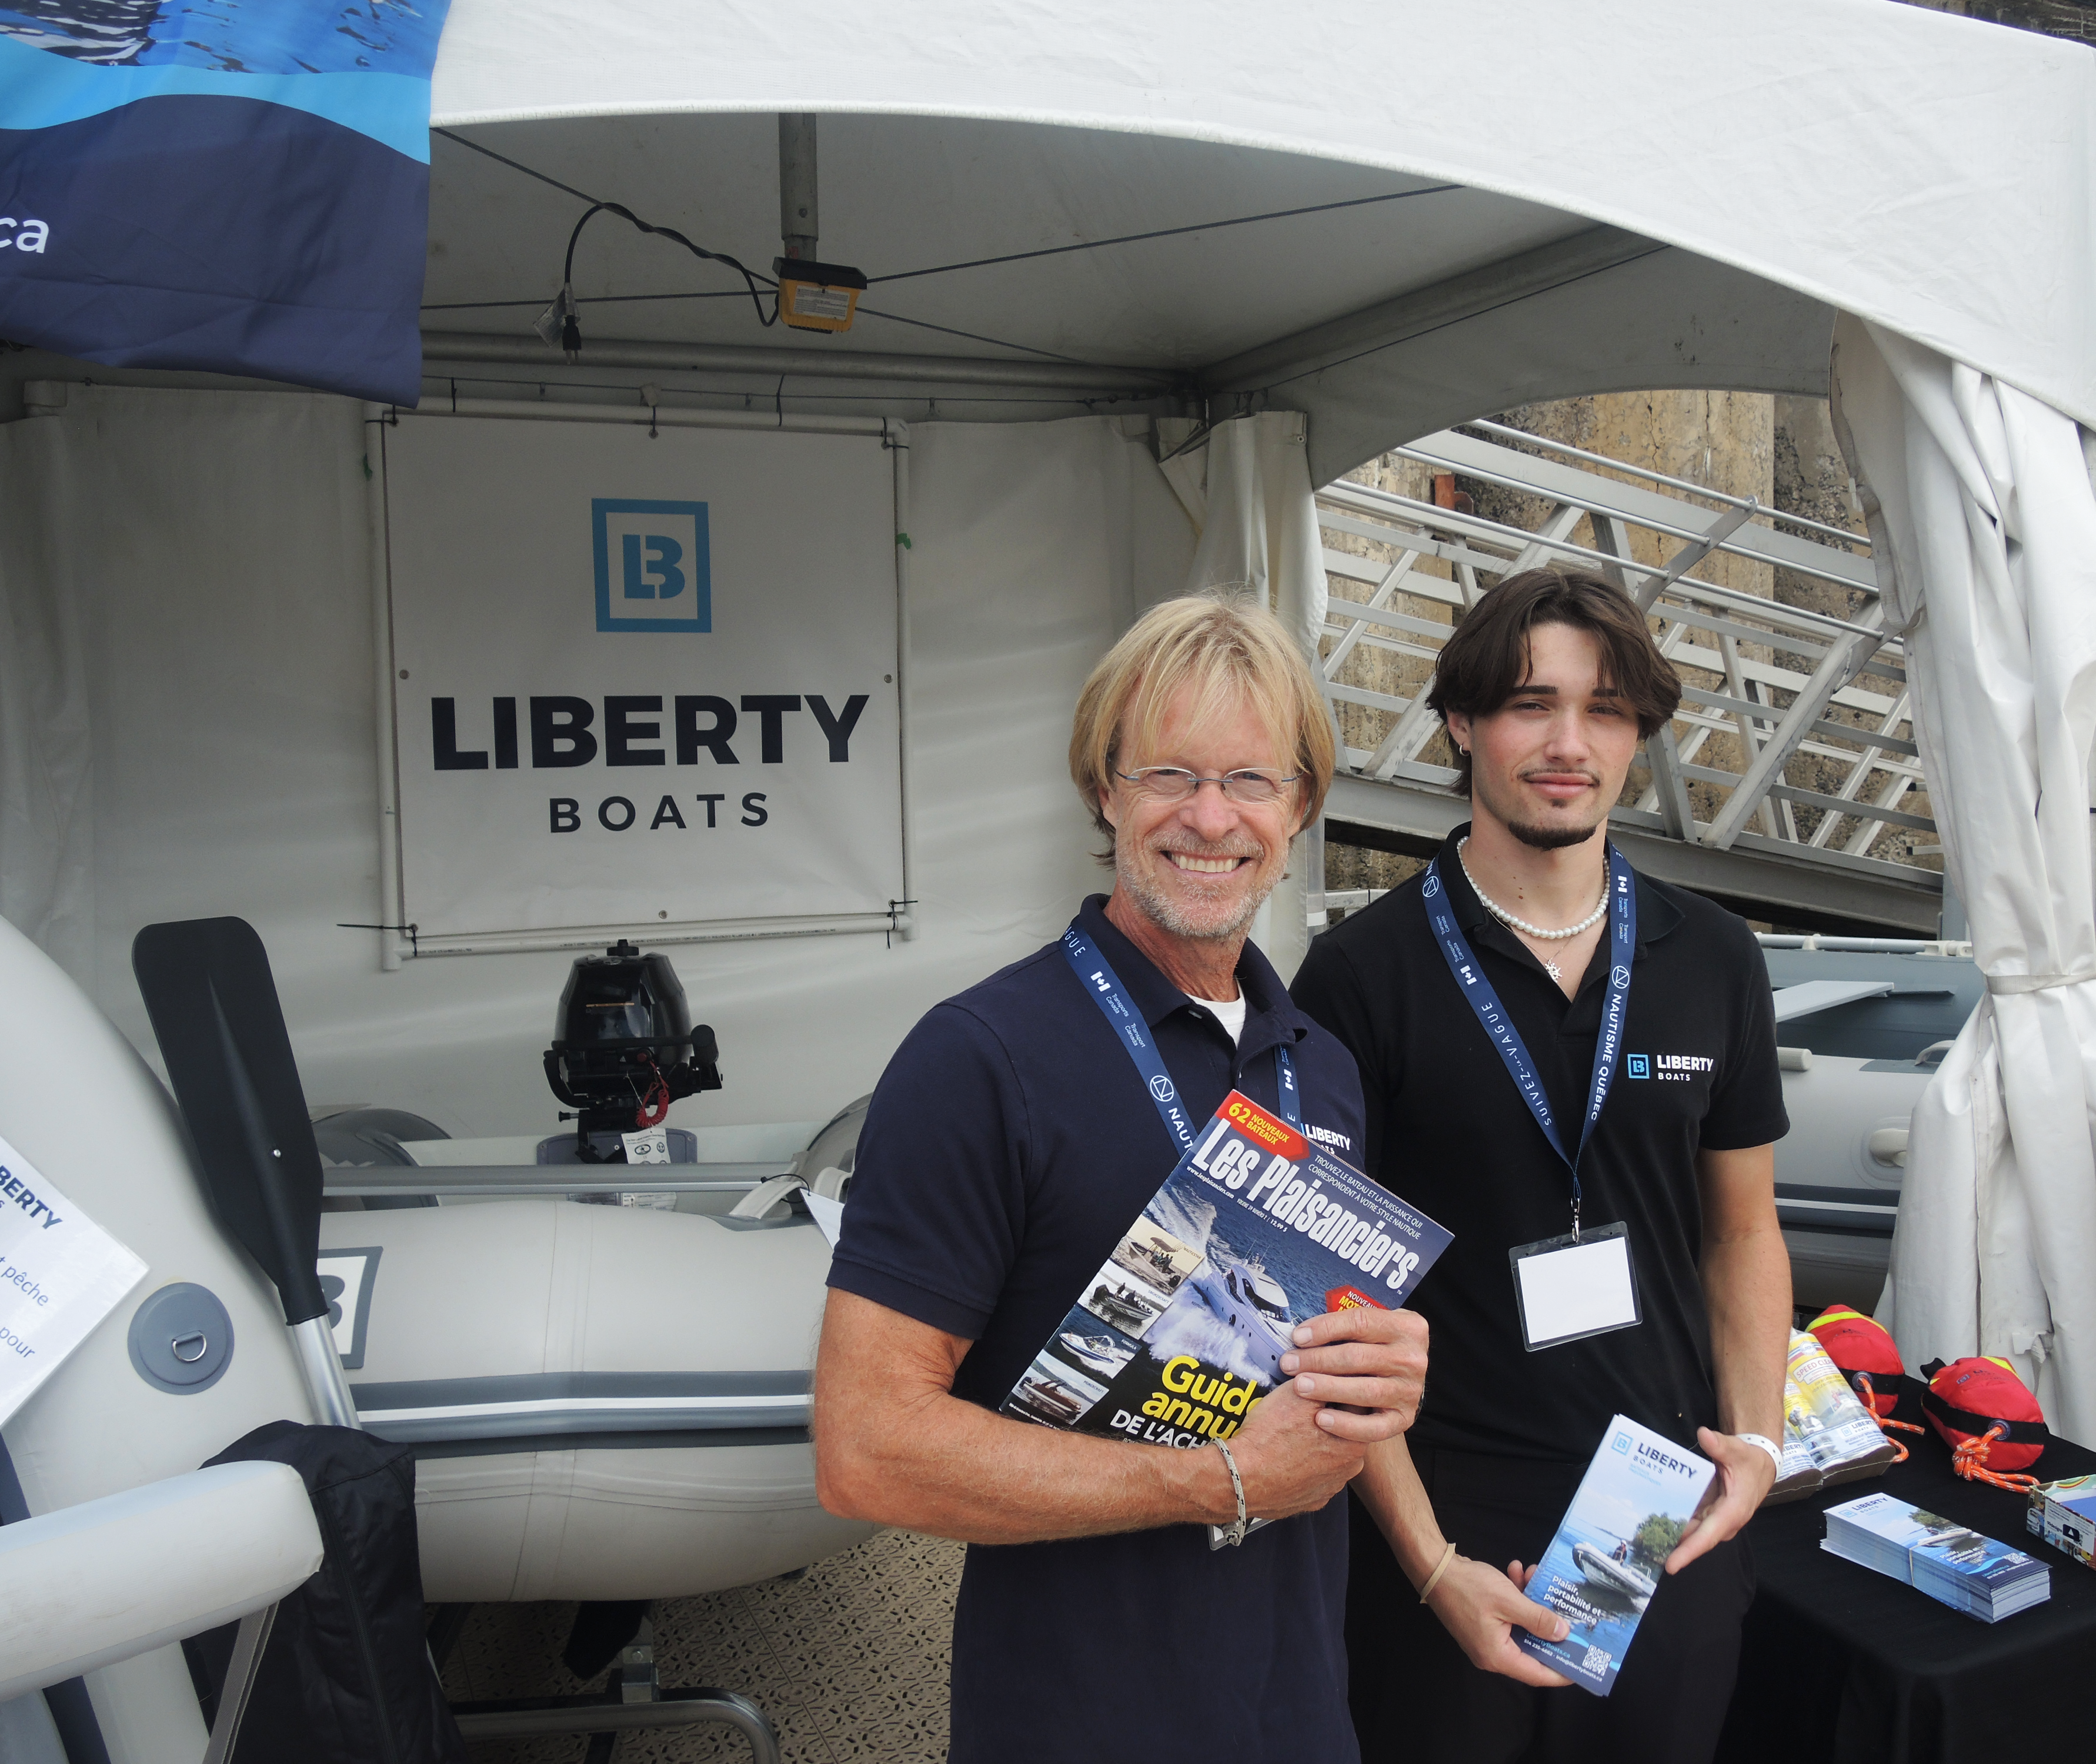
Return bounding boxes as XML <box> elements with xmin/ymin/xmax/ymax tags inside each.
<box><xmin>829</xmin><ymin>894</ymin><xmax>1367</xmax><ymax>1764</ymax></box>
<box><xmin>1290</xmin><ymin>827</ymin><xmax>1785</xmax><ymax>1465</ymax></box>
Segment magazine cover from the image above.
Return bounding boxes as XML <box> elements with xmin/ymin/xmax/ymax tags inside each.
<box><xmin>1000</xmin><ymin>1090</ymin><xmax>1450</xmax><ymax>1462</ymax></box>
<box><xmin>1514</xmin><ymin>1415</ymin><xmax>1717</xmax><ymax>1695</ymax></box>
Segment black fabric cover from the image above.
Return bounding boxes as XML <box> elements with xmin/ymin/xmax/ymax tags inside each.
<box><xmin>185</xmin><ymin>1422</ymin><xmax>465</xmax><ymax>1764</ymax></box>
<box><xmin>1718</xmin><ymin>1389</ymin><xmax>2096</xmax><ymax>1764</ymax></box>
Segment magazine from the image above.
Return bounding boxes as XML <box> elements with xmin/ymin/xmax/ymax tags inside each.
<box><xmin>1514</xmin><ymin>1416</ymin><xmax>1717</xmax><ymax>1695</ymax></box>
<box><xmin>999</xmin><ymin>1090</ymin><xmax>1450</xmax><ymax>1536</ymax></box>
<box><xmin>1824</xmin><ymin>1491</ymin><xmax>2051</xmax><ymax>1621</ymax></box>
<box><xmin>1768</xmin><ymin>1329</ymin><xmax>1898</xmax><ymax>1501</ymax></box>
<box><xmin>2027</xmin><ymin>1474</ymin><xmax>2096</xmax><ymax>1571</ymax></box>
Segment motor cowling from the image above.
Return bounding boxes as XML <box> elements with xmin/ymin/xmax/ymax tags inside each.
<box><xmin>543</xmin><ymin>940</ymin><xmax>721</xmax><ymax>1159</ymax></box>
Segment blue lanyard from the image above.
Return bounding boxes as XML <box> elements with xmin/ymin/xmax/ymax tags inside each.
<box><xmin>1062</xmin><ymin>920</ymin><xmax>1301</xmax><ymax>1150</ymax></box>
<box><xmin>1421</xmin><ymin>846</ymin><xmax>1636</xmax><ymax>1231</ymax></box>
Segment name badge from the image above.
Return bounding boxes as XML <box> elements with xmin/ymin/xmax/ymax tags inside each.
<box><xmin>1508</xmin><ymin>1220</ymin><xmax>1640</xmax><ymax>1351</ymax></box>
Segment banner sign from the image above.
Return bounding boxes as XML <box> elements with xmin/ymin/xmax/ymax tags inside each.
<box><xmin>383</xmin><ymin>415</ymin><xmax>906</xmax><ymax>949</ymax></box>
<box><xmin>0</xmin><ymin>0</ymin><xmax>449</xmax><ymax>403</ymax></box>
<box><xmin>0</xmin><ymin>1130</ymin><xmax>148</xmax><ymax>1427</ymax></box>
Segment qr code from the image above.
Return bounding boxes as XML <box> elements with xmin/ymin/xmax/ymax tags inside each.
<box><xmin>1581</xmin><ymin>1645</ymin><xmax>1610</xmax><ymax>1676</ymax></box>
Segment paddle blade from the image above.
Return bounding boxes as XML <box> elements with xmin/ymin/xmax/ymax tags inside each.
<box><xmin>132</xmin><ymin>918</ymin><xmax>328</xmax><ymax>1325</ymax></box>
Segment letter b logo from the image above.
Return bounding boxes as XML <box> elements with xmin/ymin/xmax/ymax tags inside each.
<box><xmin>593</xmin><ymin>500</ymin><xmax>710</xmax><ymax>632</ymax></box>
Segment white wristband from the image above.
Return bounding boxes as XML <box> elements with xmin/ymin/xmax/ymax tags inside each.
<box><xmin>1737</xmin><ymin>1431</ymin><xmax>1783</xmax><ymax>1474</ymax></box>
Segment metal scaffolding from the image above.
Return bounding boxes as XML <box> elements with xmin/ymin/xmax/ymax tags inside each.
<box><xmin>1313</xmin><ymin>423</ymin><xmax>1944</xmax><ymax>934</ymax></box>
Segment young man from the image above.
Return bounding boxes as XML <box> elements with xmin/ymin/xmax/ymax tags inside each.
<box><xmin>1292</xmin><ymin>569</ymin><xmax>1790</xmax><ymax>1763</ymax></box>
<box><xmin>815</xmin><ymin>595</ymin><xmax>1430</xmax><ymax>1763</ymax></box>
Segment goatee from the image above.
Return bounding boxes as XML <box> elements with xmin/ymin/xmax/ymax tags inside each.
<box><xmin>1505</xmin><ymin>816</ymin><xmax>1606</xmax><ymax>851</ymax></box>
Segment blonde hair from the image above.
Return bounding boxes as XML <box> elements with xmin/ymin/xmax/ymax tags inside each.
<box><xmin>1069</xmin><ymin>593</ymin><xmax>1335</xmax><ymax>844</ymax></box>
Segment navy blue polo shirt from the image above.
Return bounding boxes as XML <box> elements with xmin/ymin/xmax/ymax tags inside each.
<box><xmin>829</xmin><ymin>894</ymin><xmax>1368</xmax><ymax>1764</ymax></box>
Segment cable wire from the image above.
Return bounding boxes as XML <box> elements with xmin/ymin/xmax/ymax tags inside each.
<box><xmin>867</xmin><ymin>184</ymin><xmax>1463</xmax><ymax>285</ymax></box>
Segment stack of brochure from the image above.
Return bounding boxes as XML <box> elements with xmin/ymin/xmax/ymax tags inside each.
<box><xmin>1770</xmin><ymin>1331</ymin><xmax>1898</xmax><ymax>1501</ymax></box>
<box><xmin>1823</xmin><ymin>1491</ymin><xmax>2052</xmax><ymax>1622</ymax></box>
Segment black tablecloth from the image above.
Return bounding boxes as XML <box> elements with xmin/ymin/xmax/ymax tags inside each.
<box><xmin>1717</xmin><ymin>1392</ymin><xmax>2096</xmax><ymax>1764</ymax></box>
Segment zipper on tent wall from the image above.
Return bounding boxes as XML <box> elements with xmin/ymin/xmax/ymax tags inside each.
<box><xmin>364</xmin><ymin>404</ymin><xmax>410</xmax><ymax>973</ymax></box>
<box><xmin>886</xmin><ymin>418</ymin><xmax>918</xmax><ymax>944</ymax></box>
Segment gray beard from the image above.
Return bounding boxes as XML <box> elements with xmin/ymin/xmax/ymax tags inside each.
<box><xmin>1114</xmin><ymin>841</ymin><xmax>1274</xmax><ymax>943</ymax></box>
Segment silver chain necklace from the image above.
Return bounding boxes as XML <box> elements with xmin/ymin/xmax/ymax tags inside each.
<box><xmin>1456</xmin><ymin>837</ymin><xmax>1608</xmax><ymax>982</ymax></box>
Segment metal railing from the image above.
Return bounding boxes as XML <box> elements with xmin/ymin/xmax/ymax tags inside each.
<box><xmin>1313</xmin><ymin>424</ymin><xmax>1938</xmax><ymax>918</ymax></box>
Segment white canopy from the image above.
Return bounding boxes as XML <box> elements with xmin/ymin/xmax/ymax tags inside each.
<box><xmin>422</xmin><ymin>0</ymin><xmax>2096</xmax><ymax>482</ymax></box>
<box><xmin>5</xmin><ymin>0</ymin><xmax>2095</xmax><ymax>1438</ymax></box>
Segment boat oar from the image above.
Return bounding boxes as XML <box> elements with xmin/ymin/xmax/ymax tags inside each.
<box><xmin>132</xmin><ymin>918</ymin><xmax>358</xmax><ymax>1429</ymax></box>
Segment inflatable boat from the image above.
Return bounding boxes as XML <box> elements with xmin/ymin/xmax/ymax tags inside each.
<box><xmin>1764</xmin><ymin>936</ymin><xmax>1981</xmax><ymax>1311</ymax></box>
<box><xmin>0</xmin><ymin>916</ymin><xmax>321</xmax><ymax>1761</ymax></box>
<box><xmin>315</xmin><ymin>1180</ymin><xmax>873</xmax><ymax>1603</ymax></box>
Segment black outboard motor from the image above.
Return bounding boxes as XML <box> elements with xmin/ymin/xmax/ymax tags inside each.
<box><xmin>543</xmin><ymin>941</ymin><xmax>722</xmax><ymax>1161</ymax></box>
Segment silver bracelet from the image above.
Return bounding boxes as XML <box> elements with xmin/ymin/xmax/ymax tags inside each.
<box><xmin>1211</xmin><ymin>1438</ymin><xmax>1249</xmax><ymax>1547</ymax></box>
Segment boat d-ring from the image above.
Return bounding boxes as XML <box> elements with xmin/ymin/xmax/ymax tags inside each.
<box><xmin>128</xmin><ymin>1284</ymin><xmax>236</xmax><ymax>1393</ymax></box>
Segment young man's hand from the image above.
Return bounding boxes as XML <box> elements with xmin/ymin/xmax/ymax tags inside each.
<box><xmin>1664</xmin><ymin>1428</ymin><xmax>1778</xmax><ymax>1572</ymax></box>
<box><xmin>1274</xmin><ymin>1305</ymin><xmax>1430</xmax><ymax>1441</ymax></box>
<box><xmin>1426</xmin><ymin>1557</ymin><xmax>1574</xmax><ymax>1688</ymax></box>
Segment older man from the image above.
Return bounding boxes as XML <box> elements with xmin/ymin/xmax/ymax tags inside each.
<box><xmin>815</xmin><ymin>594</ymin><xmax>1430</xmax><ymax>1763</ymax></box>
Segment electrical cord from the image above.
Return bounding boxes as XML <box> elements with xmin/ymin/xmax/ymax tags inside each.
<box><xmin>561</xmin><ymin>201</ymin><xmax>779</xmax><ymax>330</ymax></box>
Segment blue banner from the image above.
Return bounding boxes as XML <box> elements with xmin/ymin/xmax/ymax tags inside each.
<box><xmin>0</xmin><ymin>1</ymin><xmax>449</xmax><ymax>402</ymax></box>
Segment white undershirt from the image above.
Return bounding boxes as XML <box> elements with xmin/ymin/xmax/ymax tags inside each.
<box><xmin>1190</xmin><ymin>992</ymin><xmax>1247</xmax><ymax>1044</ymax></box>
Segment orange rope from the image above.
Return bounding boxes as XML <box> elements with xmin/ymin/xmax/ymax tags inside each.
<box><xmin>1854</xmin><ymin>1373</ymin><xmax>1925</xmax><ymax>1465</ymax></box>
<box><xmin>1950</xmin><ymin>1421</ymin><xmax>2040</xmax><ymax>1492</ymax></box>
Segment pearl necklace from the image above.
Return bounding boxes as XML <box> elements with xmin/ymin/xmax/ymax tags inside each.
<box><xmin>1456</xmin><ymin>837</ymin><xmax>1608</xmax><ymax>940</ymax></box>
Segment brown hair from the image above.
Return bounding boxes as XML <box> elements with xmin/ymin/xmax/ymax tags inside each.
<box><xmin>1426</xmin><ymin>569</ymin><xmax>1681</xmax><ymax>796</ymax></box>
<box><xmin>1070</xmin><ymin>593</ymin><xmax>1336</xmax><ymax>847</ymax></box>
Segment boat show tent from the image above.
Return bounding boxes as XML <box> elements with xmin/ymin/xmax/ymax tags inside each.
<box><xmin>3</xmin><ymin>0</ymin><xmax>2095</xmax><ymax>1435</ymax></box>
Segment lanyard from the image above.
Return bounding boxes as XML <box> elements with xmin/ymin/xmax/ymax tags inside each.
<box><xmin>1061</xmin><ymin>920</ymin><xmax>1301</xmax><ymax>1150</ymax></box>
<box><xmin>1420</xmin><ymin>845</ymin><xmax>1635</xmax><ymax>1234</ymax></box>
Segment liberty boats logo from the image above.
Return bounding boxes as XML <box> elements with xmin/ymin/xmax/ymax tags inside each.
<box><xmin>1626</xmin><ymin>1055</ymin><xmax>1650</xmax><ymax>1079</ymax></box>
<box><xmin>592</xmin><ymin>499</ymin><xmax>711</xmax><ymax>633</ymax></box>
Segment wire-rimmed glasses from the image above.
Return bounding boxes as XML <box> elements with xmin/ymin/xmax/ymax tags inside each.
<box><xmin>1113</xmin><ymin>767</ymin><xmax>1299</xmax><ymax>806</ymax></box>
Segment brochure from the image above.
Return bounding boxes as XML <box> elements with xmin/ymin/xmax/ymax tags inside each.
<box><xmin>2027</xmin><ymin>1474</ymin><xmax>2096</xmax><ymax>1571</ymax></box>
<box><xmin>1769</xmin><ymin>1329</ymin><xmax>1898</xmax><ymax>1501</ymax></box>
<box><xmin>1824</xmin><ymin>1491</ymin><xmax>2051</xmax><ymax>1621</ymax></box>
<box><xmin>999</xmin><ymin>1090</ymin><xmax>1449</xmax><ymax>1538</ymax></box>
<box><xmin>1514</xmin><ymin>1415</ymin><xmax>1717</xmax><ymax>1695</ymax></box>
<box><xmin>0</xmin><ymin>1131</ymin><xmax>149</xmax><ymax>1427</ymax></box>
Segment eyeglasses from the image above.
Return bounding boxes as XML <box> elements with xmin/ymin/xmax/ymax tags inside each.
<box><xmin>1113</xmin><ymin>767</ymin><xmax>1300</xmax><ymax>805</ymax></box>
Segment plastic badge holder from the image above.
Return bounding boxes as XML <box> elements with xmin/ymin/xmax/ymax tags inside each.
<box><xmin>1509</xmin><ymin>1220</ymin><xmax>1641</xmax><ymax>1352</ymax></box>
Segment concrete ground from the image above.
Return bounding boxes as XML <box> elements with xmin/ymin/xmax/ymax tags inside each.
<box><xmin>443</xmin><ymin>1530</ymin><xmax>964</xmax><ymax>1764</ymax></box>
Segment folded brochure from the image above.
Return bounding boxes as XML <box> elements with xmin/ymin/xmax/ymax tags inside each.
<box><xmin>1824</xmin><ymin>1489</ymin><xmax>2051</xmax><ymax>1621</ymax></box>
<box><xmin>999</xmin><ymin>1090</ymin><xmax>1450</xmax><ymax>1546</ymax></box>
<box><xmin>1514</xmin><ymin>1415</ymin><xmax>1717</xmax><ymax>1695</ymax></box>
<box><xmin>2028</xmin><ymin>1474</ymin><xmax>2096</xmax><ymax>1571</ymax></box>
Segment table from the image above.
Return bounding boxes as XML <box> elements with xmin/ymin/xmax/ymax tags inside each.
<box><xmin>1717</xmin><ymin>1392</ymin><xmax>2096</xmax><ymax>1764</ymax></box>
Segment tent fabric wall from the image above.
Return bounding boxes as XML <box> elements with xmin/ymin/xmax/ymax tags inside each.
<box><xmin>0</xmin><ymin>417</ymin><xmax>95</xmax><ymax>984</ymax></box>
<box><xmin>428</xmin><ymin>0</ymin><xmax>2096</xmax><ymax>430</ymax></box>
<box><xmin>1831</xmin><ymin>315</ymin><xmax>2096</xmax><ymax>1444</ymax></box>
<box><xmin>0</xmin><ymin>388</ymin><xmax>1194</xmax><ymax>1135</ymax></box>
<box><xmin>1158</xmin><ymin>411</ymin><xmax>1327</xmax><ymax>980</ymax></box>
